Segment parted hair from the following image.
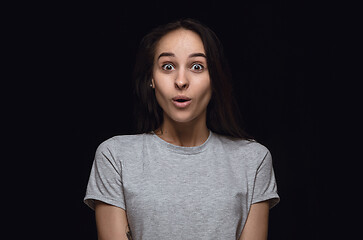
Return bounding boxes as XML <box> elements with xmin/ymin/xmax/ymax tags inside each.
<box><xmin>132</xmin><ymin>18</ymin><xmax>252</xmax><ymax>140</ymax></box>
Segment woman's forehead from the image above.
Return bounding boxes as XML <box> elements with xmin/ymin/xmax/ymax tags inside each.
<box><xmin>155</xmin><ymin>29</ymin><xmax>205</xmax><ymax>59</ymax></box>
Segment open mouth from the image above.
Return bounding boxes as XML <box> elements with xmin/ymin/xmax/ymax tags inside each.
<box><xmin>175</xmin><ymin>99</ymin><xmax>189</xmax><ymax>102</ymax></box>
<box><xmin>172</xmin><ymin>96</ymin><xmax>192</xmax><ymax>108</ymax></box>
<box><xmin>172</xmin><ymin>95</ymin><xmax>191</xmax><ymax>102</ymax></box>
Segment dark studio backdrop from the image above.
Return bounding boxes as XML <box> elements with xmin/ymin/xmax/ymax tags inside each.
<box><xmin>31</xmin><ymin>0</ymin><xmax>346</xmax><ymax>239</ymax></box>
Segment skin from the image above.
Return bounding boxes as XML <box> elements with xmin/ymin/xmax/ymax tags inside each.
<box><xmin>240</xmin><ymin>201</ymin><xmax>270</xmax><ymax>240</ymax></box>
<box><xmin>94</xmin><ymin>201</ymin><xmax>130</xmax><ymax>240</ymax></box>
<box><xmin>94</xmin><ymin>29</ymin><xmax>270</xmax><ymax>240</ymax></box>
<box><xmin>151</xmin><ymin>29</ymin><xmax>212</xmax><ymax>147</ymax></box>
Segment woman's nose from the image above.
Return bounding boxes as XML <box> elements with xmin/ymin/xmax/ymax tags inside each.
<box><xmin>175</xmin><ymin>70</ymin><xmax>189</xmax><ymax>90</ymax></box>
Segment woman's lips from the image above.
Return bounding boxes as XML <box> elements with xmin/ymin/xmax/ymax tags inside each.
<box><xmin>172</xmin><ymin>99</ymin><xmax>192</xmax><ymax>108</ymax></box>
<box><xmin>172</xmin><ymin>95</ymin><xmax>192</xmax><ymax>108</ymax></box>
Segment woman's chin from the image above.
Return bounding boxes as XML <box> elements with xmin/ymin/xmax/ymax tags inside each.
<box><xmin>165</xmin><ymin>111</ymin><xmax>204</xmax><ymax>125</ymax></box>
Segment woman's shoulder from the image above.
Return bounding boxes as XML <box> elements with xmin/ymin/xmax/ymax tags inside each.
<box><xmin>97</xmin><ymin>133</ymin><xmax>149</xmax><ymax>153</ymax></box>
<box><xmin>212</xmin><ymin>132</ymin><xmax>270</xmax><ymax>158</ymax></box>
<box><xmin>212</xmin><ymin>133</ymin><xmax>272</xmax><ymax>170</ymax></box>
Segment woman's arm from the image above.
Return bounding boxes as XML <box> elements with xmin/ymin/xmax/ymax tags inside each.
<box><xmin>95</xmin><ymin>200</ymin><xmax>131</xmax><ymax>240</ymax></box>
<box><xmin>239</xmin><ymin>201</ymin><xmax>270</xmax><ymax>240</ymax></box>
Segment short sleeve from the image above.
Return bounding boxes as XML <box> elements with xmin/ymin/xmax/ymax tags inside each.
<box><xmin>83</xmin><ymin>139</ymin><xmax>126</xmax><ymax>210</ymax></box>
<box><xmin>251</xmin><ymin>150</ymin><xmax>280</xmax><ymax>209</ymax></box>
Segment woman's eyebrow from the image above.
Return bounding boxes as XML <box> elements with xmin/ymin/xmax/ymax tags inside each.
<box><xmin>157</xmin><ymin>52</ymin><xmax>175</xmax><ymax>60</ymax></box>
<box><xmin>157</xmin><ymin>52</ymin><xmax>207</xmax><ymax>60</ymax></box>
<box><xmin>189</xmin><ymin>52</ymin><xmax>206</xmax><ymax>58</ymax></box>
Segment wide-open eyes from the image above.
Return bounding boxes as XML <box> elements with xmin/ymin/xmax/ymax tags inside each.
<box><xmin>190</xmin><ymin>63</ymin><xmax>204</xmax><ymax>72</ymax></box>
<box><xmin>161</xmin><ymin>63</ymin><xmax>175</xmax><ymax>71</ymax></box>
<box><xmin>161</xmin><ymin>62</ymin><xmax>205</xmax><ymax>72</ymax></box>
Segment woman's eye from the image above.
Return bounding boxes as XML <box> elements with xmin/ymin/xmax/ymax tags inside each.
<box><xmin>191</xmin><ymin>63</ymin><xmax>204</xmax><ymax>72</ymax></box>
<box><xmin>162</xmin><ymin>63</ymin><xmax>175</xmax><ymax>71</ymax></box>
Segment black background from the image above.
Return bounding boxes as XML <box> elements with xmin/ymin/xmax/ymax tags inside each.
<box><xmin>13</xmin><ymin>0</ymin><xmax>350</xmax><ymax>239</ymax></box>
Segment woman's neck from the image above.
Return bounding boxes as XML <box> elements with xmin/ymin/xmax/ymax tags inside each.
<box><xmin>154</xmin><ymin>112</ymin><xmax>210</xmax><ymax>147</ymax></box>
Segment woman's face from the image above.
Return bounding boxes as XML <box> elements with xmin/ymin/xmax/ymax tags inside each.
<box><xmin>152</xmin><ymin>29</ymin><xmax>212</xmax><ymax>124</ymax></box>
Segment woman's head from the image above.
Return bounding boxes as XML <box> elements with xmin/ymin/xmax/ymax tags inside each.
<box><xmin>152</xmin><ymin>28</ymin><xmax>212</xmax><ymax>127</ymax></box>
<box><xmin>133</xmin><ymin>18</ymin><xmax>251</xmax><ymax>139</ymax></box>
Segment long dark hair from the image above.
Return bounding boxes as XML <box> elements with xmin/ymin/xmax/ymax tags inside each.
<box><xmin>132</xmin><ymin>18</ymin><xmax>252</xmax><ymax>140</ymax></box>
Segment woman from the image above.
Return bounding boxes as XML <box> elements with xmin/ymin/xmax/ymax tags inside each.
<box><xmin>84</xmin><ymin>18</ymin><xmax>279</xmax><ymax>240</ymax></box>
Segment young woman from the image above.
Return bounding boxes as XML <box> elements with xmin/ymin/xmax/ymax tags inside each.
<box><xmin>84</xmin><ymin>18</ymin><xmax>279</xmax><ymax>240</ymax></box>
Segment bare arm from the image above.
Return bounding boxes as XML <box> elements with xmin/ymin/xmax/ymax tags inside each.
<box><xmin>94</xmin><ymin>200</ymin><xmax>131</xmax><ymax>240</ymax></box>
<box><xmin>239</xmin><ymin>201</ymin><xmax>270</xmax><ymax>240</ymax></box>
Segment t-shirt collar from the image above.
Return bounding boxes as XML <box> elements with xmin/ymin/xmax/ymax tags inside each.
<box><xmin>151</xmin><ymin>130</ymin><xmax>213</xmax><ymax>155</ymax></box>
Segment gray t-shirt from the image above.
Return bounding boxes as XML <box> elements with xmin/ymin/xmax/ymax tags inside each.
<box><xmin>84</xmin><ymin>131</ymin><xmax>279</xmax><ymax>240</ymax></box>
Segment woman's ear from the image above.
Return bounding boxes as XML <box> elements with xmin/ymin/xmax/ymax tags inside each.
<box><xmin>151</xmin><ymin>78</ymin><xmax>155</xmax><ymax>88</ymax></box>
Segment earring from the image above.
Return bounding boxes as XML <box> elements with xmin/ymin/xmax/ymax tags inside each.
<box><xmin>150</xmin><ymin>83</ymin><xmax>153</xmax><ymax>88</ymax></box>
